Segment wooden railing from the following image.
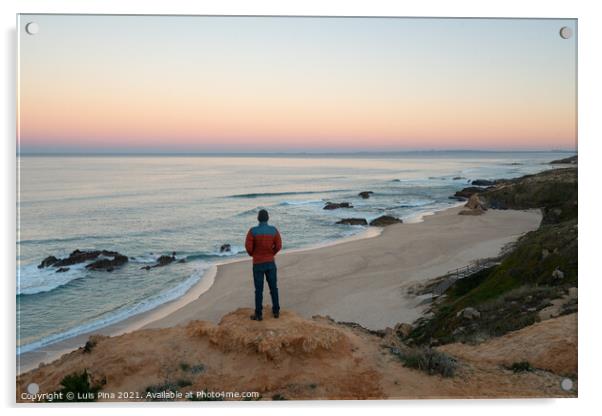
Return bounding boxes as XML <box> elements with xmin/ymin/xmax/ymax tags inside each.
<box><xmin>432</xmin><ymin>259</ymin><xmax>498</xmax><ymax>297</ymax></box>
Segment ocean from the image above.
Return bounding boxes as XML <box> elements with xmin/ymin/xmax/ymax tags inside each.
<box><xmin>16</xmin><ymin>151</ymin><xmax>571</xmax><ymax>354</ymax></box>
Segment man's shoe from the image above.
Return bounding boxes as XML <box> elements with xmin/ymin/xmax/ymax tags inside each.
<box><xmin>250</xmin><ymin>314</ymin><xmax>263</xmax><ymax>321</ymax></box>
<box><xmin>273</xmin><ymin>312</ymin><xmax>280</xmax><ymax>319</ymax></box>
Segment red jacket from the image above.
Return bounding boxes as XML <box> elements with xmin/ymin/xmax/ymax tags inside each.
<box><xmin>245</xmin><ymin>222</ymin><xmax>282</xmax><ymax>264</ymax></box>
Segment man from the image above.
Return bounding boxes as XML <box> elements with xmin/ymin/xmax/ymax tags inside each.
<box><xmin>245</xmin><ymin>209</ymin><xmax>282</xmax><ymax>321</ymax></box>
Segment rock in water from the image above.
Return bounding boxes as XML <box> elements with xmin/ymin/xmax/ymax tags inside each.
<box><xmin>358</xmin><ymin>191</ymin><xmax>374</xmax><ymax>199</ymax></box>
<box><xmin>220</xmin><ymin>244</ymin><xmax>231</xmax><ymax>253</ymax></box>
<box><xmin>369</xmin><ymin>215</ymin><xmax>402</xmax><ymax>227</ymax></box>
<box><xmin>140</xmin><ymin>252</ymin><xmax>178</xmax><ymax>270</ymax></box>
<box><xmin>39</xmin><ymin>250</ymin><xmax>129</xmax><ymax>271</ymax></box>
<box><xmin>38</xmin><ymin>255</ymin><xmax>58</xmax><ymax>268</ymax></box>
<box><xmin>53</xmin><ymin>249</ymin><xmax>122</xmax><ymax>267</ymax></box>
<box><xmin>86</xmin><ymin>254</ymin><xmax>129</xmax><ymax>271</ymax></box>
<box><xmin>323</xmin><ymin>202</ymin><xmax>353</xmax><ymax>210</ymax></box>
<box><xmin>471</xmin><ymin>179</ymin><xmax>496</xmax><ymax>186</ymax></box>
<box><xmin>336</xmin><ymin>218</ymin><xmax>368</xmax><ymax>226</ymax></box>
<box><xmin>156</xmin><ymin>254</ymin><xmax>175</xmax><ymax>266</ymax></box>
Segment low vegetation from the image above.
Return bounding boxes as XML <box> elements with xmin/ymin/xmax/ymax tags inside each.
<box><xmin>507</xmin><ymin>361</ymin><xmax>534</xmax><ymax>373</ymax></box>
<box><xmin>391</xmin><ymin>347</ymin><xmax>457</xmax><ymax>378</ymax></box>
<box><xmin>481</xmin><ymin>167</ymin><xmax>577</xmax><ymax>224</ymax></box>
<box><xmin>406</xmin><ymin>167</ymin><xmax>578</xmax><ymax>347</ymax></box>
<box><xmin>179</xmin><ymin>362</ymin><xmax>205</xmax><ymax>374</ymax></box>
<box><xmin>52</xmin><ymin>369</ymin><xmax>101</xmax><ymax>402</ymax></box>
<box><xmin>83</xmin><ymin>339</ymin><xmax>96</xmax><ymax>353</ymax></box>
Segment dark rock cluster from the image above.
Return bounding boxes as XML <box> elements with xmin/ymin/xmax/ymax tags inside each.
<box><xmin>369</xmin><ymin>215</ymin><xmax>402</xmax><ymax>227</ymax></box>
<box><xmin>336</xmin><ymin>218</ymin><xmax>368</xmax><ymax>226</ymax></box>
<box><xmin>38</xmin><ymin>249</ymin><xmax>129</xmax><ymax>273</ymax></box>
<box><xmin>141</xmin><ymin>252</ymin><xmax>179</xmax><ymax>270</ymax></box>
<box><xmin>323</xmin><ymin>202</ymin><xmax>353</xmax><ymax>210</ymax></box>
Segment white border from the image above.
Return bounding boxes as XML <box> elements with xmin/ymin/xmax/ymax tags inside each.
<box><xmin>2</xmin><ymin>1</ymin><xmax>600</xmax><ymax>416</ymax></box>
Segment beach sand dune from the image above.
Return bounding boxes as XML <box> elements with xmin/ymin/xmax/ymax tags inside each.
<box><xmin>148</xmin><ymin>207</ymin><xmax>542</xmax><ymax>330</ymax></box>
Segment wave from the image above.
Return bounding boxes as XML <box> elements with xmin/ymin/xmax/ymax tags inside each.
<box><xmin>389</xmin><ymin>199</ymin><xmax>436</xmax><ymax>209</ymax></box>
<box><xmin>234</xmin><ymin>199</ymin><xmax>323</xmax><ymax>216</ymax></box>
<box><xmin>19</xmin><ymin>251</ymin><xmax>195</xmax><ymax>296</ymax></box>
<box><xmin>129</xmin><ymin>252</ymin><xmax>189</xmax><ymax>264</ymax></box>
<box><xmin>279</xmin><ymin>199</ymin><xmax>323</xmax><ymax>206</ymax></box>
<box><xmin>18</xmin><ymin>235</ymin><xmax>112</xmax><ymax>245</ymax></box>
<box><xmin>233</xmin><ymin>207</ymin><xmax>262</xmax><ymax>217</ymax></box>
<box><xmin>128</xmin><ymin>254</ymin><xmax>161</xmax><ymax>264</ymax></box>
<box><xmin>18</xmin><ymin>224</ymin><xmax>202</xmax><ymax>246</ymax></box>
<box><xmin>17</xmin><ymin>263</ymin><xmax>89</xmax><ymax>296</ymax></box>
<box><xmin>212</xmin><ymin>245</ymin><xmax>245</xmax><ymax>257</ymax></box>
<box><xmin>185</xmin><ymin>245</ymin><xmax>245</xmax><ymax>261</ymax></box>
<box><xmin>227</xmin><ymin>189</ymin><xmax>347</xmax><ymax>199</ymax></box>
<box><xmin>402</xmin><ymin>200</ymin><xmax>465</xmax><ymax>224</ymax></box>
<box><xmin>17</xmin><ymin>265</ymin><xmax>209</xmax><ymax>355</ymax></box>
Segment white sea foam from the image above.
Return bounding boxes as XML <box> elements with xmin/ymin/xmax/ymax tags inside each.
<box><xmin>17</xmin><ymin>264</ymin><xmax>210</xmax><ymax>355</ymax></box>
<box><xmin>279</xmin><ymin>199</ymin><xmax>323</xmax><ymax>206</ymax></box>
<box><xmin>18</xmin><ymin>262</ymin><xmax>88</xmax><ymax>296</ymax></box>
<box><xmin>212</xmin><ymin>245</ymin><xmax>245</xmax><ymax>257</ymax></box>
<box><xmin>129</xmin><ymin>253</ymin><xmax>163</xmax><ymax>264</ymax></box>
<box><xmin>393</xmin><ymin>198</ymin><xmax>435</xmax><ymax>208</ymax></box>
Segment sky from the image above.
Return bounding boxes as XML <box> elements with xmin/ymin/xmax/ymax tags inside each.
<box><xmin>18</xmin><ymin>15</ymin><xmax>577</xmax><ymax>153</ymax></box>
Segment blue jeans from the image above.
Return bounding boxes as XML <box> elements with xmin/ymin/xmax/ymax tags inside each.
<box><xmin>252</xmin><ymin>261</ymin><xmax>280</xmax><ymax>316</ymax></box>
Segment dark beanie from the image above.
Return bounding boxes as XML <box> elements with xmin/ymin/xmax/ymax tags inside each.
<box><xmin>258</xmin><ymin>209</ymin><xmax>269</xmax><ymax>222</ymax></box>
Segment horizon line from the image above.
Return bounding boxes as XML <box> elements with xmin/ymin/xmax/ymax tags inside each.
<box><xmin>17</xmin><ymin>149</ymin><xmax>577</xmax><ymax>157</ymax></box>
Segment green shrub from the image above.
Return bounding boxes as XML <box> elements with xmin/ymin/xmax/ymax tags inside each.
<box><xmin>447</xmin><ymin>266</ymin><xmax>497</xmax><ymax>298</ymax></box>
<box><xmin>189</xmin><ymin>364</ymin><xmax>205</xmax><ymax>374</ymax></box>
<box><xmin>83</xmin><ymin>339</ymin><xmax>97</xmax><ymax>353</ymax></box>
<box><xmin>179</xmin><ymin>362</ymin><xmax>205</xmax><ymax>374</ymax></box>
<box><xmin>176</xmin><ymin>379</ymin><xmax>193</xmax><ymax>388</ymax></box>
<box><xmin>508</xmin><ymin>361</ymin><xmax>534</xmax><ymax>373</ymax></box>
<box><xmin>393</xmin><ymin>347</ymin><xmax>456</xmax><ymax>377</ymax></box>
<box><xmin>408</xmin><ymin>169</ymin><xmax>577</xmax><ymax>348</ymax></box>
<box><xmin>54</xmin><ymin>369</ymin><xmax>100</xmax><ymax>402</ymax></box>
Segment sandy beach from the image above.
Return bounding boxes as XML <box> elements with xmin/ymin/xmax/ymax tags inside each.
<box><xmin>147</xmin><ymin>206</ymin><xmax>542</xmax><ymax>330</ymax></box>
<box><xmin>18</xmin><ymin>205</ymin><xmax>542</xmax><ymax>373</ymax></box>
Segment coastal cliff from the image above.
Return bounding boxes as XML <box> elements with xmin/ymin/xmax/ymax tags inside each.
<box><xmin>408</xmin><ymin>167</ymin><xmax>577</xmax><ymax>348</ymax></box>
<box><xmin>17</xmin><ymin>307</ymin><xmax>575</xmax><ymax>401</ymax></box>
